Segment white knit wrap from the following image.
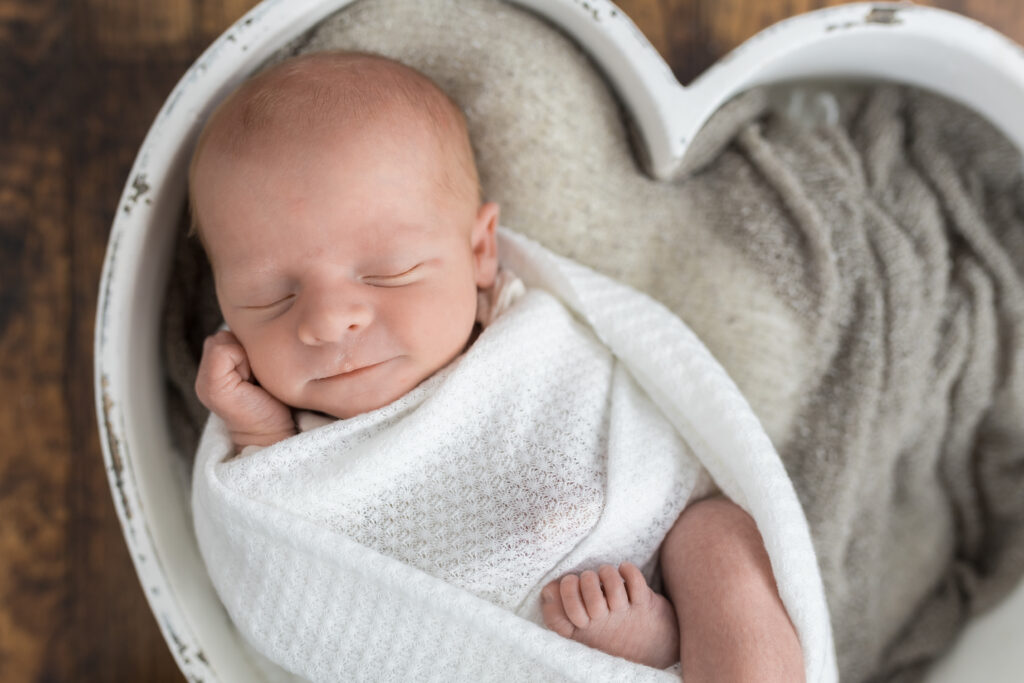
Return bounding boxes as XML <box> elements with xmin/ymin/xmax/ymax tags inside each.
<box><xmin>192</xmin><ymin>228</ymin><xmax>838</xmax><ymax>683</ymax></box>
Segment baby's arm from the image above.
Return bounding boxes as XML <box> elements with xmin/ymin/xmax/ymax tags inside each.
<box><xmin>661</xmin><ymin>496</ymin><xmax>804</xmax><ymax>682</ymax></box>
<box><xmin>195</xmin><ymin>330</ymin><xmax>297</xmax><ymax>449</ymax></box>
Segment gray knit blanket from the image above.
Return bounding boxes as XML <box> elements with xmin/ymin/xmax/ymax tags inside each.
<box><xmin>162</xmin><ymin>0</ymin><xmax>1024</xmax><ymax>680</ymax></box>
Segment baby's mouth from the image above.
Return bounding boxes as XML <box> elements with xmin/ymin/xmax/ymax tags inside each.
<box><xmin>313</xmin><ymin>358</ymin><xmax>392</xmax><ymax>382</ymax></box>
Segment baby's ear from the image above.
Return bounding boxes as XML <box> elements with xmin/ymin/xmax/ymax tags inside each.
<box><xmin>471</xmin><ymin>202</ymin><xmax>500</xmax><ymax>289</ymax></box>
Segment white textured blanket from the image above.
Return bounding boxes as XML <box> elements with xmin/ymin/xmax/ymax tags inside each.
<box><xmin>193</xmin><ymin>229</ymin><xmax>838</xmax><ymax>682</ymax></box>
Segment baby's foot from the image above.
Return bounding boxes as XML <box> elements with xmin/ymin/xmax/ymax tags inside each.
<box><xmin>541</xmin><ymin>562</ymin><xmax>679</xmax><ymax>669</ymax></box>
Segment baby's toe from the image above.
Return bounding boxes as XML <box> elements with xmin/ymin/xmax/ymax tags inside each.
<box><xmin>558</xmin><ymin>574</ymin><xmax>590</xmax><ymax>628</ymax></box>
<box><xmin>598</xmin><ymin>564</ymin><xmax>628</xmax><ymax>611</ymax></box>
<box><xmin>579</xmin><ymin>570</ymin><xmax>609</xmax><ymax>620</ymax></box>
<box><xmin>619</xmin><ymin>562</ymin><xmax>652</xmax><ymax>607</ymax></box>
<box><xmin>541</xmin><ymin>582</ymin><xmax>576</xmax><ymax>638</ymax></box>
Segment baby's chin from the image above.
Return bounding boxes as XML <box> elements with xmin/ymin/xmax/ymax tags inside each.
<box><xmin>299</xmin><ymin>390</ymin><xmax>400</xmax><ymax>421</ymax></box>
<box><xmin>297</xmin><ymin>372</ymin><xmax>427</xmax><ymax>421</ymax></box>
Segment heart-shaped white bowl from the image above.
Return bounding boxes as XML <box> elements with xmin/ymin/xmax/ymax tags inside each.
<box><xmin>94</xmin><ymin>1</ymin><xmax>1024</xmax><ymax>680</ymax></box>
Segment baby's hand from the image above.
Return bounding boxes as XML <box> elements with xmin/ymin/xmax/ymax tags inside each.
<box><xmin>195</xmin><ymin>330</ymin><xmax>297</xmax><ymax>449</ymax></box>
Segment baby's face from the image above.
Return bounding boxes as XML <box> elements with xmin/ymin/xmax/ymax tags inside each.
<box><xmin>193</xmin><ymin>121</ymin><xmax>498</xmax><ymax>419</ymax></box>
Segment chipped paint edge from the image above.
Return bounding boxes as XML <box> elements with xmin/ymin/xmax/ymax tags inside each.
<box><xmin>95</xmin><ymin>276</ymin><xmax>215</xmax><ymax>680</ymax></box>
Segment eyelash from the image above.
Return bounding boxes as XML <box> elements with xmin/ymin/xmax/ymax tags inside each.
<box><xmin>245</xmin><ymin>294</ymin><xmax>295</xmax><ymax>310</ymax></box>
<box><xmin>242</xmin><ymin>264</ymin><xmax>422</xmax><ymax>308</ymax></box>
<box><xmin>361</xmin><ymin>264</ymin><xmax>422</xmax><ymax>287</ymax></box>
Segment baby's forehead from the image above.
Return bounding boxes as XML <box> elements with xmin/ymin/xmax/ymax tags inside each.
<box><xmin>204</xmin><ymin>53</ymin><xmax>463</xmax><ymax>155</ymax></box>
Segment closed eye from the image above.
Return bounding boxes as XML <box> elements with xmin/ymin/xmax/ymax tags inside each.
<box><xmin>361</xmin><ymin>263</ymin><xmax>423</xmax><ymax>287</ymax></box>
<box><xmin>242</xmin><ymin>294</ymin><xmax>295</xmax><ymax>310</ymax></box>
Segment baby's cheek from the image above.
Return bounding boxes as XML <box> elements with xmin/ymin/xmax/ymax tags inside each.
<box><xmin>248</xmin><ymin>349</ymin><xmax>298</xmax><ymax>403</ymax></box>
<box><xmin>419</xmin><ymin>286</ymin><xmax>476</xmax><ymax>358</ymax></box>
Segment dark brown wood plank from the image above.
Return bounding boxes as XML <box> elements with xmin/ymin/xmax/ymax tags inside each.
<box><xmin>1</xmin><ymin>2</ymin><xmax>74</xmax><ymax>680</ymax></box>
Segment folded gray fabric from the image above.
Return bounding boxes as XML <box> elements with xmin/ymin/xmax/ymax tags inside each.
<box><xmin>717</xmin><ymin>84</ymin><xmax>1024</xmax><ymax>682</ymax></box>
<box><xmin>162</xmin><ymin>0</ymin><xmax>1024</xmax><ymax>680</ymax></box>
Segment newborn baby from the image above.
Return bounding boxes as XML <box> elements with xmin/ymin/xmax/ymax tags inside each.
<box><xmin>190</xmin><ymin>50</ymin><xmax>803</xmax><ymax>681</ymax></box>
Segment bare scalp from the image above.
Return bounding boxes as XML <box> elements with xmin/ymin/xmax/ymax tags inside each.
<box><xmin>188</xmin><ymin>50</ymin><xmax>480</xmax><ymax>240</ymax></box>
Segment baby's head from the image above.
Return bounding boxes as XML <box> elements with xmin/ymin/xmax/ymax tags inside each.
<box><xmin>189</xmin><ymin>51</ymin><xmax>499</xmax><ymax>419</ymax></box>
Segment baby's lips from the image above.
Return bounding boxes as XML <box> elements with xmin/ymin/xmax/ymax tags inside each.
<box><xmin>314</xmin><ymin>356</ymin><xmax>394</xmax><ymax>381</ymax></box>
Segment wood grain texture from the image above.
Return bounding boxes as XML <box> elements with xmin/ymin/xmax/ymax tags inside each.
<box><xmin>1</xmin><ymin>0</ymin><xmax>1020</xmax><ymax>681</ymax></box>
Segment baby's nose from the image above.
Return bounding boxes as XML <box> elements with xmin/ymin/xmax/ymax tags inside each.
<box><xmin>297</xmin><ymin>293</ymin><xmax>373</xmax><ymax>346</ymax></box>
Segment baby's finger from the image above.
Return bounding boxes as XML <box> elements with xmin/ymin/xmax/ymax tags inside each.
<box><xmin>204</xmin><ymin>335</ymin><xmax>252</xmax><ymax>384</ymax></box>
<box><xmin>196</xmin><ymin>338</ymin><xmax>251</xmax><ymax>413</ymax></box>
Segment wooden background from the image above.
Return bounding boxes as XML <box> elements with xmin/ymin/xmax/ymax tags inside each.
<box><xmin>1</xmin><ymin>1</ymin><xmax>1021</xmax><ymax>680</ymax></box>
